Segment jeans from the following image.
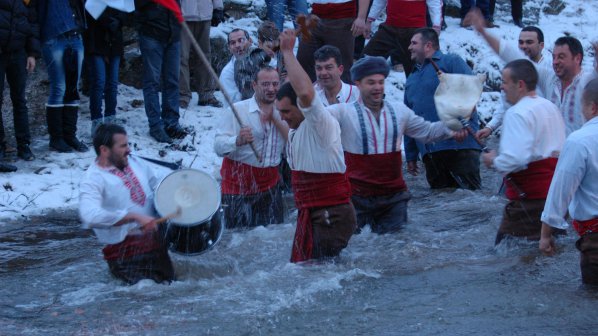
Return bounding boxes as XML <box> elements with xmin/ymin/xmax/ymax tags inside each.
<box><xmin>460</xmin><ymin>0</ymin><xmax>490</xmax><ymax>19</ymax></box>
<box><xmin>352</xmin><ymin>191</ymin><xmax>412</xmax><ymax>234</ymax></box>
<box><xmin>266</xmin><ymin>0</ymin><xmax>308</xmax><ymax>31</ymax></box>
<box><xmin>0</xmin><ymin>49</ymin><xmax>30</xmax><ymax>146</ymax></box>
<box><xmin>88</xmin><ymin>55</ymin><xmax>120</xmax><ymax>121</ymax></box>
<box><xmin>41</xmin><ymin>33</ymin><xmax>84</xmax><ymax>107</ymax></box>
<box><xmin>138</xmin><ymin>34</ymin><xmax>180</xmax><ymax>130</ymax></box>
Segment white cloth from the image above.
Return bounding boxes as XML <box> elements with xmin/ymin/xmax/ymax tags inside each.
<box><xmin>314</xmin><ymin>81</ymin><xmax>360</xmax><ymax>107</ymax></box>
<box><xmin>85</xmin><ymin>0</ymin><xmax>134</xmax><ymax>20</ymax></box>
<box><xmin>219</xmin><ymin>58</ymin><xmax>242</xmax><ymax>106</ymax></box>
<box><xmin>368</xmin><ymin>0</ymin><xmax>442</xmax><ymax>26</ymax></box>
<box><xmin>287</xmin><ymin>95</ymin><xmax>346</xmax><ymax>173</ymax></box>
<box><xmin>79</xmin><ymin>156</ymin><xmax>165</xmax><ymax>245</ymax></box>
<box><xmin>493</xmin><ymin>95</ymin><xmax>566</xmax><ymax>174</ymax></box>
<box><xmin>327</xmin><ymin>99</ymin><xmax>452</xmax><ymax>154</ymax></box>
<box><xmin>499</xmin><ymin>41</ymin><xmax>597</xmax><ymax>135</ymax></box>
<box><xmin>214</xmin><ymin>96</ymin><xmax>285</xmax><ymax>167</ymax></box>
<box><xmin>541</xmin><ymin>117</ymin><xmax>598</xmax><ymax>229</ymax></box>
<box><xmin>486</xmin><ymin>49</ymin><xmax>553</xmax><ymax>131</ymax></box>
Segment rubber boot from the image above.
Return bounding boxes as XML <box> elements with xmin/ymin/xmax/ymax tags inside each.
<box><xmin>46</xmin><ymin>106</ymin><xmax>72</xmax><ymax>153</ymax></box>
<box><xmin>63</xmin><ymin>106</ymin><xmax>89</xmax><ymax>152</ymax></box>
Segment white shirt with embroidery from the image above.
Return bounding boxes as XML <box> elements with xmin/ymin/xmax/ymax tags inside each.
<box><xmin>314</xmin><ymin>81</ymin><xmax>360</xmax><ymax>107</ymax></box>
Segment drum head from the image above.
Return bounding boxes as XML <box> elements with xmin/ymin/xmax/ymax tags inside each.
<box><xmin>154</xmin><ymin>169</ymin><xmax>221</xmax><ymax>227</ymax></box>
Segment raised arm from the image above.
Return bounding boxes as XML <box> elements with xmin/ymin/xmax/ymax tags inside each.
<box><xmin>279</xmin><ymin>29</ymin><xmax>315</xmax><ymax>107</ymax></box>
<box><xmin>464</xmin><ymin>8</ymin><xmax>500</xmax><ymax>54</ymax></box>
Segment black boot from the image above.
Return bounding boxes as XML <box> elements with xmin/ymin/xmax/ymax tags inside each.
<box><xmin>46</xmin><ymin>106</ymin><xmax>72</xmax><ymax>153</ymax></box>
<box><xmin>62</xmin><ymin>106</ymin><xmax>88</xmax><ymax>152</ymax></box>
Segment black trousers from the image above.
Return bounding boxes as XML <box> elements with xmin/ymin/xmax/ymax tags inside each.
<box><xmin>489</xmin><ymin>0</ymin><xmax>523</xmax><ymax>23</ymax></box>
<box><xmin>362</xmin><ymin>24</ymin><xmax>418</xmax><ymax>77</ymax></box>
<box><xmin>0</xmin><ymin>49</ymin><xmax>30</xmax><ymax>147</ymax></box>
<box><xmin>576</xmin><ymin>233</ymin><xmax>598</xmax><ymax>285</ymax></box>
<box><xmin>106</xmin><ymin>244</ymin><xmax>175</xmax><ymax>285</ymax></box>
<box><xmin>222</xmin><ymin>185</ymin><xmax>285</xmax><ymax>229</ymax></box>
<box><xmin>422</xmin><ymin>149</ymin><xmax>481</xmax><ymax>190</ymax></box>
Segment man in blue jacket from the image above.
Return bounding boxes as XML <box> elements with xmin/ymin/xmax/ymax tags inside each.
<box><xmin>404</xmin><ymin>28</ymin><xmax>482</xmax><ymax>190</ymax></box>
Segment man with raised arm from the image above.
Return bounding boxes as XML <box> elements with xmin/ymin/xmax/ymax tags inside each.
<box><xmin>482</xmin><ymin>59</ymin><xmax>566</xmax><ymax>244</ymax></box>
<box><xmin>214</xmin><ymin>66</ymin><xmax>289</xmax><ymax>229</ymax></box>
<box><xmin>79</xmin><ymin>124</ymin><xmax>175</xmax><ymax>285</ymax></box>
<box><xmin>466</xmin><ymin>9</ymin><xmax>598</xmax><ymax>136</ymax></box>
<box><xmin>277</xmin><ymin>29</ymin><xmax>356</xmax><ymax>262</ymax></box>
<box><xmin>540</xmin><ymin>79</ymin><xmax>598</xmax><ymax>285</ymax></box>
<box><xmin>313</xmin><ymin>45</ymin><xmax>360</xmax><ymax>107</ymax></box>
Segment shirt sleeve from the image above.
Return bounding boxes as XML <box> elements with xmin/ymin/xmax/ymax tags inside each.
<box><xmin>487</xmin><ymin>94</ymin><xmax>508</xmax><ymax>130</ymax></box>
<box><xmin>541</xmin><ymin>141</ymin><xmax>587</xmax><ymax>229</ymax></box>
<box><xmin>426</xmin><ymin>0</ymin><xmax>443</xmax><ymax>27</ymax></box>
<box><xmin>298</xmin><ymin>96</ymin><xmax>340</xmax><ymax>145</ymax></box>
<box><xmin>214</xmin><ymin>107</ymin><xmax>240</xmax><ymax>156</ymax></box>
<box><xmin>368</xmin><ymin>0</ymin><xmax>387</xmax><ymax>20</ymax></box>
<box><xmin>79</xmin><ymin>175</ymin><xmax>128</xmax><ymax>230</ymax></box>
<box><xmin>219</xmin><ymin>60</ymin><xmax>242</xmax><ymax>106</ymax></box>
<box><xmin>493</xmin><ymin>110</ymin><xmax>533</xmax><ymax>174</ymax></box>
<box><xmin>403</xmin><ymin>106</ymin><xmax>453</xmax><ymax>144</ymax></box>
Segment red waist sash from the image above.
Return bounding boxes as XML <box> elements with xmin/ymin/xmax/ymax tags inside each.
<box><xmin>220</xmin><ymin>157</ymin><xmax>280</xmax><ymax>195</ymax></box>
<box><xmin>505</xmin><ymin>157</ymin><xmax>558</xmax><ymax>200</ymax></box>
<box><xmin>311</xmin><ymin>1</ymin><xmax>356</xmax><ymax>19</ymax></box>
<box><xmin>386</xmin><ymin>1</ymin><xmax>427</xmax><ymax>28</ymax></box>
<box><xmin>573</xmin><ymin>218</ymin><xmax>598</xmax><ymax>236</ymax></box>
<box><xmin>344</xmin><ymin>151</ymin><xmax>407</xmax><ymax>197</ymax></box>
<box><xmin>290</xmin><ymin>170</ymin><xmax>351</xmax><ymax>263</ymax></box>
<box><xmin>102</xmin><ymin>231</ymin><xmax>161</xmax><ymax>261</ymax></box>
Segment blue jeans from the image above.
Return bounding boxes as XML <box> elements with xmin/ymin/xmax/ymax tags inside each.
<box><xmin>88</xmin><ymin>55</ymin><xmax>120</xmax><ymax>121</ymax></box>
<box><xmin>138</xmin><ymin>34</ymin><xmax>180</xmax><ymax>130</ymax></box>
<box><xmin>460</xmin><ymin>0</ymin><xmax>490</xmax><ymax>19</ymax></box>
<box><xmin>266</xmin><ymin>0</ymin><xmax>308</xmax><ymax>31</ymax></box>
<box><xmin>0</xmin><ymin>49</ymin><xmax>30</xmax><ymax>145</ymax></box>
<box><xmin>41</xmin><ymin>33</ymin><xmax>84</xmax><ymax>107</ymax></box>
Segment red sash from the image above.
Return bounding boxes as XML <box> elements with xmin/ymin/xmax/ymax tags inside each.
<box><xmin>386</xmin><ymin>1</ymin><xmax>427</xmax><ymax>28</ymax></box>
<box><xmin>102</xmin><ymin>232</ymin><xmax>161</xmax><ymax>261</ymax></box>
<box><xmin>290</xmin><ymin>171</ymin><xmax>351</xmax><ymax>263</ymax></box>
<box><xmin>344</xmin><ymin>151</ymin><xmax>407</xmax><ymax>197</ymax></box>
<box><xmin>311</xmin><ymin>1</ymin><xmax>356</xmax><ymax>19</ymax></box>
<box><xmin>220</xmin><ymin>157</ymin><xmax>280</xmax><ymax>195</ymax></box>
<box><xmin>573</xmin><ymin>218</ymin><xmax>598</xmax><ymax>237</ymax></box>
<box><xmin>505</xmin><ymin>158</ymin><xmax>558</xmax><ymax>200</ymax></box>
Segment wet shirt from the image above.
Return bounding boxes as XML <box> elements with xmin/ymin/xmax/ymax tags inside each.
<box><xmin>286</xmin><ymin>95</ymin><xmax>345</xmax><ymax>173</ymax></box>
<box><xmin>499</xmin><ymin>41</ymin><xmax>597</xmax><ymax>135</ymax></box>
<box><xmin>327</xmin><ymin>99</ymin><xmax>451</xmax><ymax>155</ymax></box>
<box><xmin>314</xmin><ymin>81</ymin><xmax>360</xmax><ymax>107</ymax></box>
<box><xmin>79</xmin><ymin>156</ymin><xmax>164</xmax><ymax>245</ymax></box>
<box><xmin>493</xmin><ymin>96</ymin><xmax>565</xmax><ymax>174</ymax></box>
<box><xmin>541</xmin><ymin>117</ymin><xmax>598</xmax><ymax>229</ymax></box>
<box><xmin>214</xmin><ymin>95</ymin><xmax>285</xmax><ymax>168</ymax></box>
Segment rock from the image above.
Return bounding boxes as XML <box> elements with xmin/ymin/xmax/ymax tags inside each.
<box><xmin>543</xmin><ymin>0</ymin><xmax>566</xmax><ymax>15</ymax></box>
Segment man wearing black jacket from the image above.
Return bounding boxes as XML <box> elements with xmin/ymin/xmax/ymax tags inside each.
<box><xmin>0</xmin><ymin>0</ymin><xmax>41</xmax><ymax>171</ymax></box>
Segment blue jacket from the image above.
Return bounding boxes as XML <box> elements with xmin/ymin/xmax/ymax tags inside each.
<box><xmin>36</xmin><ymin>0</ymin><xmax>85</xmax><ymax>42</ymax></box>
<box><xmin>404</xmin><ymin>50</ymin><xmax>481</xmax><ymax>162</ymax></box>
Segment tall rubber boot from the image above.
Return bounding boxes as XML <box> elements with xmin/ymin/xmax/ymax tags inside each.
<box><xmin>63</xmin><ymin>105</ymin><xmax>89</xmax><ymax>152</ymax></box>
<box><xmin>46</xmin><ymin>106</ymin><xmax>72</xmax><ymax>153</ymax></box>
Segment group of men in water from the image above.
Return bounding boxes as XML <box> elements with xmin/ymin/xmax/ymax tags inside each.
<box><xmin>79</xmin><ymin>7</ymin><xmax>598</xmax><ymax>287</ymax></box>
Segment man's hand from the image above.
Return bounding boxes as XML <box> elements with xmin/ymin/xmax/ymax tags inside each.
<box><xmin>539</xmin><ymin>223</ymin><xmax>556</xmax><ymax>256</ymax></box>
<box><xmin>406</xmin><ymin>160</ymin><xmax>419</xmax><ymax>176</ymax></box>
<box><xmin>351</xmin><ymin>18</ymin><xmax>367</xmax><ymax>37</ymax></box>
<box><xmin>481</xmin><ymin>149</ymin><xmax>497</xmax><ymax>168</ymax></box>
<box><xmin>452</xmin><ymin>129</ymin><xmax>469</xmax><ymax>142</ymax></box>
<box><xmin>133</xmin><ymin>214</ymin><xmax>160</xmax><ymax>232</ymax></box>
<box><xmin>463</xmin><ymin>8</ymin><xmax>486</xmax><ymax>33</ymax></box>
<box><xmin>279</xmin><ymin>29</ymin><xmax>297</xmax><ymax>54</ymax></box>
<box><xmin>476</xmin><ymin>127</ymin><xmax>492</xmax><ymax>140</ymax></box>
<box><xmin>26</xmin><ymin>56</ymin><xmax>35</xmax><ymax>73</ymax></box>
<box><xmin>211</xmin><ymin>8</ymin><xmax>225</xmax><ymax>27</ymax></box>
<box><xmin>236</xmin><ymin>126</ymin><xmax>254</xmax><ymax>146</ymax></box>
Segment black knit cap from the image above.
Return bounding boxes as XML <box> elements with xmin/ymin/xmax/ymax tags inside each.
<box><xmin>350</xmin><ymin>56</ymin><xmax>390</xmax><ymax>82</ymax></box>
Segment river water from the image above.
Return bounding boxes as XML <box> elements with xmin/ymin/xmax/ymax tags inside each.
<box><xmin>1</xmin><ymin>164</ymin><xmax>597</xmax><ymax>336</ymax></box>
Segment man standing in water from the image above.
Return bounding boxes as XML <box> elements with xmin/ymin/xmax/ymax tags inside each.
<box><xmin>540</xmin><ymin>79</ymin><xmax>598</xmax><ymax>285</ymax></box>
<box><xmin>277</xmin><ymin>29</ymin><xmax>356</xmax><ymax>262</ymax></box>
<box><xmin>482</xmin><ymin>59</ymin><xmax>566</xmax><ymax>245</ymax></box>
<box><xmin>214</xmin><ymin>66</ymin><xmax>288</xmax><ymax>228</ymax></box>
<box><xmin>79</xmin><ymin>124</ymin><xmax>175</xmax><ymax>285</ymax></box>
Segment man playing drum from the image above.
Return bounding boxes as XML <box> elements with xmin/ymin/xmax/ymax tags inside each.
<box><xmin>540</xmin><ymin>79</ymin><xmax>598</xmax><ymax>285</ymax></box>
<box><xmin>214</xmin><ymin>66</ymin><xmax>289</xmax><ymax>229</ymax></box>
<box><xmin>79</xmin><ymin>124</ymin><xmax>175</xmax><ymax>285</ymax></box>
<box><xmin>482</xmin><ymin>59</ymin><xmax>566</xmax><ymax>245</ymax></box>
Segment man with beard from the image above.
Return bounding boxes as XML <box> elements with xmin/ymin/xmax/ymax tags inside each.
<box><xmin>482</xmin><ymin>59</ymin><xmax>566</xmax><ymax>244</ymax></box>
<box><xmin>214</xmin><ymin>66</ymin><xmax>289</xmax><ymax>228</ymax></box>
<box><xmin>219</xmin><ymin>29</ymin><xmax>253</xmax><ymax>105</ymax></box>
<box><xmin>79</xmin><ymin>124</ymin><xmax>175</xmax><ymax>285</ymax></box>
<box><xmin>404</xmin><ymin>28</ymin><xmax>482</xmax><ymax>190</ymax></box>
<box><xmin>466</xmin><ymin>9</ymin><xmax>598</xmax><ymax>135</ymax></box>
<box><xmin>313</xmin><ymin>45</ymin><xmax>360</xmax><ymax>107</ymax></box>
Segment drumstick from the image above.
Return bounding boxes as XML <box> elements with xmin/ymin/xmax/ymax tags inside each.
<box><xmin>155</xmin><ymin>206</ymin><xmax>182</xmax><ymax>225</ymax></box>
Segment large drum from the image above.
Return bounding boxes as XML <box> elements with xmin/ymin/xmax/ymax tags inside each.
<box><xmin>154</xmin><ymin>169</ymin><xmax>224</xmax><ymax>255</ymax></box>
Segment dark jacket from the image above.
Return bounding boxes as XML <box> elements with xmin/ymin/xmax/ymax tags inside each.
<box><xmin>36</xmin><ymin>0</ymin><xmax>86</xmax><ymax>42</ymax></box>
<box><xmin>0</xmin><ymin>0</ymin><xmax>40</xmax><ymax>56</ymax></box>
<box><xmin>134</xmin><ymin>0</ymin><xmax>181</xmax><ymax>43</ymax></box>
<box><xmin>84</xmin><ymin>9</ymin><xmax>125</xmax><ymax>57</ymax></box>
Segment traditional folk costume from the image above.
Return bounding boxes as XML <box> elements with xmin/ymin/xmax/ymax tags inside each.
<box><xmin>492</xmin><ymin>96</ymin><xmax>566</xmax><ymax>244</ymax></box>
<box><xmin>314</xmin><ymin>81</ymin><xmax>360</xmax><ymax>107</ymax></box>
<box><xmin>79</xmin><ymin>156</ymin><xmax>175</xmax><ymax>285</ymax></box>
<box><xmin>287</xmin><ymin>95</ymin><xmax>356</xmax><ymax>262</ymax></box>
<box><xmin>499</xmin><ymin>42</ymin><xmax>597</xmax><ymax>135</ymax></box>
<box><xmin>214</xmin><ymin>96</ymin><xmax>286</xmax><ymax>228</ymax></box>
<box><xmin>541</xmin><ymin>116</ymin><xmax>598</xmax><ymax>284</ymax></box>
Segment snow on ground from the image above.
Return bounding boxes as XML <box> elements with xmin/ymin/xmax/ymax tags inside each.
<box><xmin>1</xmin><ymin>0</ymin><xmax>597</xmax><ymax>223</ymax></box>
